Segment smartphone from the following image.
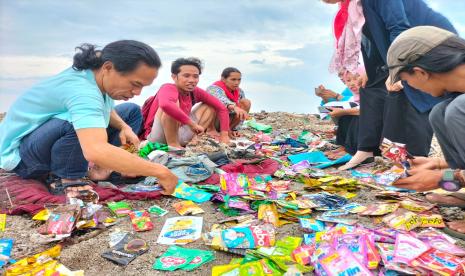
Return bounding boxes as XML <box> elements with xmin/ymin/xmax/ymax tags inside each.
<box><xmin>318</xmin><ymin>106</ymin><xmax>331</xmax><ymax>113</ymax></box>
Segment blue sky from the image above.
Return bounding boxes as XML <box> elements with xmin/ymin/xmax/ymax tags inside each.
<box><xmin>1</xmin><ymin>0</ymin><xmax>464</xmax><ymax>113</ymax></box>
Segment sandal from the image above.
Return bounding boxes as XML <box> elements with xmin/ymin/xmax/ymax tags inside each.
<box><xmin>338</xmin><ymin>156</ymin><xmax>375</xmax><ymax>171</ymax></box>
<box><xmin>46</xmin><ymin>177</ymin><xmax>91</xmax><ymax>195</ymax></box>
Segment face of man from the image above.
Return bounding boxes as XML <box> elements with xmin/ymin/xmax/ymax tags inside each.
<box><xmin>102</xmin><ymin>62</ymin><xmax>158</xmax><ymax>101</ymax></box>
<box><xmin>223</xmin><ymin>72</ymin><xmax>242</xmax><ymax>91</ymax></box>
<box><xmin>399</xmin><ymin>68</ymin><xmax>445</xmax><ymax>97</ymax></box>
<box><xmin>172</xmin><ymin>65</ymin><xmax>200</xmax><ymax>93</ymax></box>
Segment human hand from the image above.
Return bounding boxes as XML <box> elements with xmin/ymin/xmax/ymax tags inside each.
<box><xmin>409</xmin><ymin>156</ymin><xmax>439</xmax><ymax>170</ymax></box>
<box><xmin>360</xmin><ymin>72</ymin><xmax>368</xmax><ymax>88</ymax></box>
<box><xmin>320</xmin><ymin>89</ymin><xmax>339</xmax><ymax>102</ymax></box>
<box><xmin>234</xmin><ymin>106</ymin><xmax>249</xmax><ymax>120</ymax></box>
<box><xmin>119</xmin><ymin>125</ymin><xmax>140</xmax><ymax>148</ymax></box>
<box><xmin>157</xmin><ymin>169</ymin><xmax>178</xmax><ymax>195</ymax></box>
<box><xmin>386</xmin><ymin>76</ymin><xmax>403</xmax><ymax>92</ymax></box>
<box><xmin>219</xmin><ymin>131</ymin><xmax>230</xmax><ymax>144</ymax></box>
<box><xmin>393</xmin><ymin>169</ymin><xmax>442</xmax><ymax>192</ymax></box>
<box><xmin>327</xmin><ymin>107</ymin><xmax>346</xmax><ymax>118</ymax></box>
<box><xmin>189</xmin><ymin>123</ymin><xmax>205</xmax><ymax>134</ymax></box>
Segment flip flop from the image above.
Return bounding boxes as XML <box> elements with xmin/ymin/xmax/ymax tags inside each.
<box><xmin>442</xmin><ymin>226</ymin><xmax>465</xmax><ymax>240</ymax></box>
<box><xmin>46</xmin><ymin>177</ymin><xmax>91</xmax><ymax>195</ymax></box>
<box><xmin>426</xmin><ymin>193</ymin><xmax>465</xmax><ymax>208</ymax></box>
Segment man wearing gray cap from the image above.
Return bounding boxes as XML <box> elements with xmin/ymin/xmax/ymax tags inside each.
<box><xmin>387</xmin><ymin>26</ymin><xmax>465</xmax><ymax>237</ymax></box>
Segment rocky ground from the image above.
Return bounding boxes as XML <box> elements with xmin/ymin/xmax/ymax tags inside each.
<box><xmin>0</xmin><ymin>111</ymin><xmax>462</xmax><ymax>275</ymax></box>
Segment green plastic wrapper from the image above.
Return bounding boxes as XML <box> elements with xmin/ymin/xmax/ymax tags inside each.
<box><xmin>153</xmin><ymin>246</ymin><xmax>215</xmax><ymax>271</ymax></box>
<box><xmin>107</xmin><ymin>201</ymin><xmax>132</xmax><ymax>217</ymax></box>
<box><xmin>244</xmin><ymin>119</ymin><xmax>272</xmax><ymax>133</ymax></box>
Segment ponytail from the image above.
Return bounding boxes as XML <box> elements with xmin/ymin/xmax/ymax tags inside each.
<box><xmin>72</xmin><ymin>44</ymin><xmax>103</xmax><ymax>71</ymax></box>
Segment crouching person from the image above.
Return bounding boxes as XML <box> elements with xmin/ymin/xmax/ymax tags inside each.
<box><xmin>141</xmin><ymin>57</ymin><xmax>230</xmax><ymax>147</ymax></box>
<box><xmin>206</xmin><ymin>67</ymin><xmax>251</xmax><ymax>137</ymax></box>
<box><xmin>0</xmin><ymin>40</ymin><xmax>178</xmax><ymax>198</ymax></box>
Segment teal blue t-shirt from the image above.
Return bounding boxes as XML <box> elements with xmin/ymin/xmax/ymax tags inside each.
<box><xmin>0</xmin><ymin>68</ymin><xmax>114</xmax><ymax>170</ymax></box>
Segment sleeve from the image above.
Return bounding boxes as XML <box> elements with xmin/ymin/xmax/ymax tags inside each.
<box><xmin>377</xmin><ymin>0</ymin><xmax>411</xmax><ymax>43</ymax></box>
<box><xmin>206</xmin><ymin>85</ymin><xmax>235</xmax><ymax>106</ymax></box>
<box><xmin>194</xmin><ymin>88</ymin><xmax>230</xmax><ymax>131</ymax></box>
<box><xmin>158</xmin><ymin>84</ymin><xmax>192</xmax><ymax>125</ymax></box>
<box><xmin>64</xmin><ymin>86</ymin><xmax>107</xmax><ymax>130</ymax></box>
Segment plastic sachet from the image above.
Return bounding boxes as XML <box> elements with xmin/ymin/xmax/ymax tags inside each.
<box><xmin>0</xmin><ymin>238</ymin><xmax>13</xmax><ymax>268</ymax></box>
<box><xmin>128</xmin><ymin>210</ymin><xmax>153</xmax><ymax>232</ymax></box>
<box><xmin>107</xmin><ymin>201</ymin><xmax>132</xmax><ymax>217</ymax></box>
<box><xmin>221</xmin><ymin>224</ymin><xmax>276</xmax><ymax>249</ymax></box>
<box><xmin>173</xmin><ymin>200</ymin><xmax>205</xmax><ymax>215</ymax></box>
<box><xmin>319</xmin><ymin>247</ymin><xmax>373</xmax><ymax>276</ymax></box>
<box><xmin>172</xmin><ymin>182</ymin><xmax>213</xmax><ymax>203</ymax></box>
<box><xmin>101</xmin><ymin>233</ymin><xmax>148</xmax><ymax>266</ymax></box>
<box><xmin>39</xmin><ymin>204</ymin><xmax>81</xmax><ymax>235</ymax></box>
<box><xmin>157</xmin><ymin>216</ymin><xmax>203</xmax><ymax>245</ymax></box>
<box><xmin>153</xmin><ymin>246</ymin><xmax>214</xmax><ymax>271</ymax></box>
<box><xmin>220</xmin><ymin>173</ymin><xmax>250</xmax><ymax>196</ymax></box>
<box><xmin>148</xmin><ymin>204</ymin><xmax>169</xmax><ymax>217</ymax></box>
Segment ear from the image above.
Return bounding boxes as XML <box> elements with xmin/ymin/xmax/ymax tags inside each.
<box><xmin>171</xmin><ymin>73</ymin><xmax>177</xmax><ymax>82</ymax></box>
<box><xmin>412</xmin><ymin>67</ymin><xmax>430</xmax><ymax>80</ymax></box>
<box><xmin>102</xmin><ymin>61</ymin><xmax>114</xmax><ymax>72</ymax></box>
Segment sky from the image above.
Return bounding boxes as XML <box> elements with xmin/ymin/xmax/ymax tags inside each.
<box><xmin>1</xmin><ymin>0</ymin><xmax>464</xmax><ymax>114</ymax></box>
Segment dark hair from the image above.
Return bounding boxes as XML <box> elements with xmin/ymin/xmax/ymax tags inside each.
<box><xmin>171</xmin><ymin>57</ymin><xmax>203</xmax><ymax>75</ymax></box>
<box><xmin>72</xmin><ymin>40</ymin><xmax>161</xmax><ymax>73</ymax></box>
<box><xmin>221</xmin><ymin>67</ymin><xmax>241</xmax><ymax>79</ymax></box>
<box><xmin>399</xmin><ymin>36</ymin><xmax>465</xmax><ymax>75</ymax></box>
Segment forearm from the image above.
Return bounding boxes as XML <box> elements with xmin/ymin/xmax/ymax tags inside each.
<box><xmin>91</xmin><ymin>143</ymin><xmax>172</xmax><ymax>178</ymax></box>
<box><xmin>345</xmin><ymin>108</ymin><xmax>360</xmax><ymax>116</ymax></box>
<box><xmin>109</xmin><ymin>110</ymin><xmax>128</xmax><ymax>130</ymax></box>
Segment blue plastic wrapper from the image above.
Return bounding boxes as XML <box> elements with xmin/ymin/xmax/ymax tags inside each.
<box><xmin>0</xmin><ymin>238</ymin><xmax>14</xmax><ymax>268</ymax></box>
<box><xmin>172</xmin><ymin>181</ymin><xmax>213</xmax><ymax>203</ymax></box>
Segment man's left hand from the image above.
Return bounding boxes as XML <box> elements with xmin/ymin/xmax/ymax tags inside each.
<box><xmin>393</xmin><ymin>168</ymin><xmax>442</xmax><ymax>192</ymax></box>
<box><xmin>119</xmin><ymin>125</ymin><xmax>140</xmax><ymax>148</ymax></box>
<box><xmin>328</xmin><ymin>107</ymin><xmax>346</xmax><ymax>118</ymax></box>
<box><xmin>385</xmin><ymin>76</ymin><xmax>403</xmax><ymax>92</ymax></box>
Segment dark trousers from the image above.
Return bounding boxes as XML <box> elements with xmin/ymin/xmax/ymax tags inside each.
<box><xmin>429</xmin><ymin>94</ymin><xmax>465</xmax><ymax>169</ymax></box>
<box><xmin>13</xmin><ymin>103</ymin><xmax>142</xmax><ymax>179</ymax></box>
<box><xmin>358</xmin><ymin>83</ymin><xmax>433</xmax><ymax>156</ymax></box>
<box><xmin>336</xmin><ymin>115</ymin><xmax>359</xmax><ymax>156</ymax></box>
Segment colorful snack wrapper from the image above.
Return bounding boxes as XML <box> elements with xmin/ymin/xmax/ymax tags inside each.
<box><xmin>173</xmin><ymin>200</ymin><xmax>204</xmax><ymax>216</ymax></box>
<box><xmin>419</xmin><ymin>213</ymin><xmax>445</xmax><ymax>228</ymax></box>
<box><xmin>360</xmin><ymin>203</ymin><xmax>399</xmax><ymax>216</ymax></box>
<box><xmin>258</xmin><ymin>204</ymin><xmax>280</xmax><ymax>227</ymax></box>
<box><xmin>319</xmin><ymin>247</ymin><xmax>373</xmax><ymax>276</ymax></box>
<box><xmin>157</xmin><ymin>216</ymin><xmax>203</xmax><ymax>245</ymax></box>
<box><xmin>411</xmin><ymin>248</ymin><xmax>465</xmax><ymax>276</ymax></box>
<box><xmin>342</xmin><ymin>203</ymin><xmax>367</xmax><ymax>214</ymax></box>
<box><xmin>128</xmin><ymin>210</ymin><xmax>153</xmax><ymax>232</ymax></box>
<box><xmin>148</xmin><ymin>204</ymin><xmax>169</xmax><ymax>217</ymax></box>
<box><xmin>0</xmin><ymin>214</ymin><xmax>5</xmax><ymax>232</ymax></box>
<box><xmin>212</xmin><ymin>264</ymin><xmax>240</xmax><ymax>276</ymax></box>
<box><xmin>299</xmin><ymin>218</ymin><xmax>325</xmax><ymax>232</ymax></box>
<box><xmin>399</xmin><ymin>199</ymin><xmax>434</xmax><ymax>212</ymax></box>
<box><xmin>102</xmin><ymin>234</ymin><xmax>148</xmax><ymax>266</ymax></box>
<box><xmin>380</xmin><ymin>138</ymin><xmax>411</xmax><ymax>166</ymax></box>
<box><xmin>332</xmin><ymin>234</ymin><xmax>368</xmax><ymax>267</ymax></box>
<box><xmin>292</xmin><ymin>245</ymin><xmax>315</xmax><ymax>265</ymax></box>
<box><xmin>0</xmin><ymin>238</ymin><xmax>13</xmax><ymax>268</ymax></box>
<box><xmin>107</xmin><ymin>201</ymin><xmax>132</xmax><ymax>217</ymax></box>
<box><xmin>153</xmin><ymin>245</ymin><xmax>214</xmax><ymax>271</ymax></box>
<box><xmin>221</xmin><ymin>224</ymin><xmax>275</xmax><ymax>249</ymax></box>
<box><xmin>393</xmin><ymin>234</ymin><xmax>430</xmax><ymax>264</ymax></box>
<box><xmin>6</xmin><ymin>244</ymin><xmax>61</xmax><ymax>275</ymax></box>
<box><xmin>172</xmin><ymin>182</ymin><xmax>213</xmax><ymax>203</ymax></box>
<box><xmin>419</xmin><ymin>235</ymin><xmax>465</xmax><ymax>256</ymax></box>
<box><xmin>382</xmin><ymin>209</ymin><xmax>421</xmax><ymax>231</ymax></box>
<box><xmin>376</xmin><ymin>242</ymin><xmax>422</xmax><ymax>275</ymax></box>
<box><xmin>220</xmin><ymin>173</ymin><xmax>250</xmax><ymax>196</ymax></box>
<box><xmin>39</xmin><ymin>204</ymin><xmax>80</xmax><ymax>235</ymax></box>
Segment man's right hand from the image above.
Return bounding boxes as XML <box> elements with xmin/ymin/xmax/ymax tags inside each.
<box><xmin>234</xmin><ymin>106</ymin><xmax>249</xmax><ymax>120</ymax></box>
<box><xmin>158</xmin><ymin>170</ymin><xmax>178</xmax><ymax>195</ymax></box>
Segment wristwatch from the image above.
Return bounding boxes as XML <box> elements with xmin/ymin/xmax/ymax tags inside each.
<box><xmin>439</xmin><ymin>169</ymin><xmax>463</xmax><ymax>191</ymax></box>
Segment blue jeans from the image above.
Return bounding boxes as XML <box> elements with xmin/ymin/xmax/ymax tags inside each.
<box><xmin>13</xmin><ymin>103</ymin><xmax>142</xmax><ymax>179</ymax></box>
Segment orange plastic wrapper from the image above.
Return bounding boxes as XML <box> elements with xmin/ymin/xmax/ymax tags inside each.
<box><xmin>6</xmin><ymin>245</ymin><xmax>61</xmax><ymax>275</ymax></box>
<box><xmin>419</xmin><ymin>213</ymin><xmax>446</xmax><ymax>228</ymax></box>
<box><xmin>173</xmin><ymin>200</ymin><xmax>204</xmax><ymax>215</ymax></box>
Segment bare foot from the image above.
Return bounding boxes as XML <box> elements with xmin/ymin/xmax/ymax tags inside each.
<box><xmin>447</xmin><ymin>220</ymin><xmax>465</xmax><ymax>234</ymax></box>
<box><xmin>50</xmin><ymin>179</ymin><xmax>93</xmax><ymax>198</ymax></box>
<box><xmin>426</xmin><ymin>193</ymin><xmax>465</xmax><ymax>206</ymax></box>
<box><xmin>88</xmin><ymin>165</ymin><xmax>112</xmax><ymax>181</ymax></box>
<box><xmin>207</xmin><ymin>130</ymin><xmax>220</xmax><ymax>139</ymax></box>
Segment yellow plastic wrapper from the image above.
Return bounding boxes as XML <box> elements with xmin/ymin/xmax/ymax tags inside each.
<box><xmin>6</xmin><ymin>245</ymin><xmax>61</xmax><ymax>275</ymax></box>
<box><xmin>382</xmin><ymin>209</ymin><xmax>421</xmax><ymax>231</ymax></box>
<box><xmin>173</xmin><ymin>200</ymin><xmax>205</xmax><ymax>215</ymax></box>
<box><xmin>212</xmin><ymin>263</ymin><xmax>240</xmax><ymax>276</ymax></box>
<box><xmin>399</xmin><ymin>199</ymin><xmax>434</xmax><ymax>212</ymax></box>
<box><xmin>32</xmin><ymin>209</ymin><xmax>50</xmax><ymax>221</ymax></box>
<box><xmin>419</xmin><ymin>213</ymin><xmax>445</xmax><ymax>228</ymax></box>
<box><xmin>258</xmin><ymin>204</ymin><xmax>280</xmax><ymax>227</ymax></box>
<box><xmin>0</xmin><ymin>213</ymin><xmax>6</xmax><ymax>231</ymax></box>
<box><xmin>360</xmin><ymin>203</ymin><xmax>399</xmax><ymax>216</ymax></box>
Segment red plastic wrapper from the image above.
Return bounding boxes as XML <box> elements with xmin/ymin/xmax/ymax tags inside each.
<box><xmin>39</xmin><ymin>204</ymin><xmax>81</xmax><ymax>235</ymax></box>
<box><xmin>411</xmin><ymin>248</ymin><xmax>465</xmax><ymax>276</ymax></box>
<box><xmin>129</xmin><ymin>210</ymin><xmax>153</xmax><ymax>232</ymax></box>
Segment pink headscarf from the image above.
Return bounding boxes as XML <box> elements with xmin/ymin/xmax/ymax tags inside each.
<box><xmin>329</xmin><ymin>0</ymin><xmax>365</xmax><ymax>74</ymax></box>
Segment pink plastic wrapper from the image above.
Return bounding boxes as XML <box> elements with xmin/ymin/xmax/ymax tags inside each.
<box><xmin>220</xmin><ymin>173</ymin><xmax>249</xmax><ymax>196</ymax></box>
<box><xmin>320</xmin><ymin>247</ymin><xmax>373</xmax><ymax>276</ymax></box>
<box><xmin>393</xmin><ymin>233</ymin><xmax>430</xmax><ymax>264</ymax></box>
<box><xmin>411</xmin><ymin>248</ymin><xmax>465</xmax><ymax>276</ymax></box>
<box><xmin>332</xmin><ymin>234</ymin><xmax>368</xmax><ymax>267</ymax></box>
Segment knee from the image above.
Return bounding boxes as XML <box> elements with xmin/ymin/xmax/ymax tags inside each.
<box><xmin>125</xmin><ymin>103</ymin><xmax>142</xmax><ymax>119</ymax></box>
<box><xmin>239</xmin><ymin>98</ymin><xmax>251</xmax><ymax>110</ymax></box>
<box><xmin>444</xmin><ymin>101</ymin><xmax>465</xmax><ymax>129</ymax></box>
